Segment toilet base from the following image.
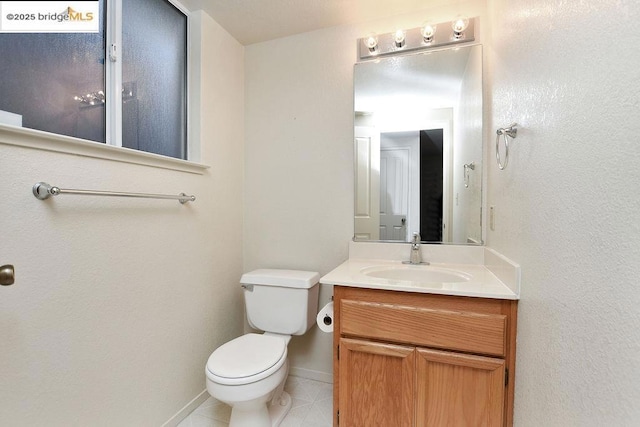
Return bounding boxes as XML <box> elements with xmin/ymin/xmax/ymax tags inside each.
<box><xmin>228</xmin><ymin>391</ymin><xmax>292</xmax><ymax>427</ymax></box>
<box><xmin>269</xmin><ymin>391</ymin><xmax>292</xmax><ymax>426</ymax></box>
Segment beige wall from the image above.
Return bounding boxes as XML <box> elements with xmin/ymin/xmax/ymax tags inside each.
<box><xmin>0</xmin><ymin>11</ymin><xmax>245</xmax><ymax>425</ymax></box>
<box><xmin>244</xmin><ymin>1</ymin><xmax>488</xmax><ymax>380</ymax></box>
<box><xmin>487</xmin><ymin>0</ymin><xmax>640</xmax><ymax>424</ymax></box>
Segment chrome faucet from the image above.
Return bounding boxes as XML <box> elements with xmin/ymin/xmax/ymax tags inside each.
<box><xmin>404</xmin><ymin>232</ymin><xmax>428</xmax><ymax>265</ymax></box>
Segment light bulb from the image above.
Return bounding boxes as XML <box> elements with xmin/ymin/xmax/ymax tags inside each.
<box><xmin>393</xmin><ymin>29</ymin><xmax>406</xmax><ymax>48</ymax></box>
<box><xmin>452</xmin><ymin>16</ymin><xmax>469</xmax><ymax>38</ymax></box>
<box><xmin>365</xmin><ymin>33</ymin><xmax>378</xmax><ymax>53</ymax></box>
<box><xmin>421</xmin><ymin>22</ymin><xmax>437</xmax><ymax>42</ymax></box>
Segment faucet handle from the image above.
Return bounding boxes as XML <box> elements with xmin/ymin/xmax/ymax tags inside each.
<box><xmin>412</xmin><ymin>232</ymin><xmax>421</xmax><ymax>243</ymax></box>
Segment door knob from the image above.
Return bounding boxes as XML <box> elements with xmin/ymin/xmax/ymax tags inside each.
<box><xmin>0</xmin><ymin>264</ymin><xmax>15</xmax><ymax>286</ymax></box>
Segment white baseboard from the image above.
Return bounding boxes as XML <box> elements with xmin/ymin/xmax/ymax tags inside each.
<box><xmin>289</xmin><ymin>367</ymin><xmax>333</xmax><ymax>384</ymax></box>
<box><xmin>161</xmin><ymin>389</ymin><xmax>210</xmax><ymax>427</ymax></box>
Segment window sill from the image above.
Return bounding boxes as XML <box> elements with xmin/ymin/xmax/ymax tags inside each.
<box><xmin>0</xmin><ymin>124</ymin><xmax>210</xmax><ymax>175</ymax></box>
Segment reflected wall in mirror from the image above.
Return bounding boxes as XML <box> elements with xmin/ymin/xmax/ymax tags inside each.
<box><xmin>354</xmin><ymin>44</ymin><xmax>483</xmax><ymax>244</ymax></box>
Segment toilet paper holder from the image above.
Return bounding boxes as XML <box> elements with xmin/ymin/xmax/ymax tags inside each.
<box><xmin>323</xmin><ymin>314</ymin><xmax>332</xmax><ymax>326</ymax></box>
<box><xmin>323</xmin><ymin>295</ymin><xmax>334</xmax><ymax>325</ymax></box>
<box><xmin>316</xmin><ymin>298</ymin><xmax>334</xmax><ymax>333</ymax></box>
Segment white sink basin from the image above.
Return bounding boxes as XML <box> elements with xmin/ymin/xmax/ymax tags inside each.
<box><xmin>360</xmin><ymin>265</ymin><xmax>471</xmax><ymax>283</ymax></box>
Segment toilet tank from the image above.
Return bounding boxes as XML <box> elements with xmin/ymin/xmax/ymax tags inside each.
<box><xmin>241</xmin><ymin>269</ymin><xmax>320</xmax><ymax>336</ymax></box>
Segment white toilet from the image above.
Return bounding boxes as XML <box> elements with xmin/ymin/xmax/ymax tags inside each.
<box><xmin>205</xmin><ymin>269</ymin><xmax>320</xmax><ymax>427</ymax></box>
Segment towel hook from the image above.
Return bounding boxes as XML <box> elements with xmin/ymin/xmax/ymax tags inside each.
<box><xmin>496</xmin><ymin>123</ymin><xmax>517</xmax><ymax>170</ymax></box>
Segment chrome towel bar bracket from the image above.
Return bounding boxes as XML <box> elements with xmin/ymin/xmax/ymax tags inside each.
<box><xmin>496</xmin><ymin>123</ymin><xmax>518</xmax><ymax>170</ymax></box>
<box><xmin>32</xmin><ymin>182</ymin><xmax>195</xmax><ymax>204</ymax></box>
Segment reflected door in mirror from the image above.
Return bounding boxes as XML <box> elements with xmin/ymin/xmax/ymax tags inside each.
<box><xmin>379</xmin><ymin>146</ymin><xmax>409</xmax><ymax>241</ymax></box>
<box><xmin>354</xmin><ymin>126</ymin><xmax>380</xmax><ymax>241</ymax></box>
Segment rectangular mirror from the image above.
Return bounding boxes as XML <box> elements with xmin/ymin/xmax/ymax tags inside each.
<box><xmin>354</xmin><ymin>44</ymin><xmax>483</xmax><ymax>244</ymax></box>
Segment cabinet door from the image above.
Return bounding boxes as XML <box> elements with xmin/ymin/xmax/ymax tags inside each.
<box><xmin>339</xmin><ymin>338</ymin><xmax>415</xmax><ymax>427</ymax></box>
<box><xmin>416</xmin><ymin>348</ymin><xmax>505</xmax><ymax>427</ymax></box>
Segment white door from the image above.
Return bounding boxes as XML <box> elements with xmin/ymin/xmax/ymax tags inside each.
<box><xmin>379</xmin><ymin>148</ymin><xmax>409</xmax><ymax>241</ymax></box>
<box><xmin>354</xmin><ymin>126</ymin><xmax>380</xmax><ymax>240</ymax></box>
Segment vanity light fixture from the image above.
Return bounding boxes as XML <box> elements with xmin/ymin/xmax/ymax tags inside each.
<box><xmin>421</xmin><ymin>22</ymin><xmax>437</xmax><ymax>43</ymax></box>
<box><xmin>74</xmin><ymin>82</ymin><xmax>137</xmax><ymax>109</ymax></box>
<box><xmin>364</xmin><ymin>33</ymin><xmax>378</xmax><ymax>53</ymax></box>
<box><xmin>452</xmin><ymin>16</ymin><xmax>470</xmax><ymax>39</ymax></box>
<box><xmin>393</xmin><ymin>29</ymin><xmax>406</xmax><ymax>48</ymax></box>
<box><xmin>73</xmin><ymin>90</ymin><xmax>105</xmax><ymax>107</ymax></box>
<box><xmin>358</xmin><ymin>17</ymin><xmax>475</xmax><ymax>60</ymax></box>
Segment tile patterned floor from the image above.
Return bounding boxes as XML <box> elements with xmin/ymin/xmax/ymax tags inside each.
<box><xmin>177</xmin><ymin>377</ymin><xmax>333</xmax><ymax>427</ymax></box>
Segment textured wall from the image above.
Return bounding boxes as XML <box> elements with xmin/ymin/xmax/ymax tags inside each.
<box><xmin>244</xmin><ymin>1</ymin><xmax>488</xmax><ymax>380</ymax></box>
<box><xmin>0</xmin><ymin>11</ymin><xmax>245</xmax><ymax>425</ymax></box>
<box><xmin>487</xmin><ymin>0</ymin><xmax>640</xmax><ymax>424</ymax></box>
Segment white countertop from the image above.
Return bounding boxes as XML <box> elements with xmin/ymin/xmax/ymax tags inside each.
<box><xmin>319</xmin><ymin>242</ymin><xmax>520</xmax><ymax>300</ymax></box>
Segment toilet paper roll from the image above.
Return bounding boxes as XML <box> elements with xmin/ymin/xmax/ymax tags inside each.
<box><xmin>316</xmin><ymin>302</ymin><xmax>334</xmax><ymax>333</ymax></box>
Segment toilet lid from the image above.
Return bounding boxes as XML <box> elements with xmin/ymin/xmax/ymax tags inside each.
<box><xmin>206</xmin><ymin>334</ymin><xmax>287</xmax><ymax>385</ymax></box>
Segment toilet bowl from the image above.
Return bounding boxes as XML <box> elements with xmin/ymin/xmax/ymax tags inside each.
<box><xmin>205</xmin><ymin>269</ymin><xmax>320</xmax><ymax>427</ymax></box>
<box><xmin>206</xmin><ymin>333</ymin><xmax>292</xmax><ymax>427</ymax></box>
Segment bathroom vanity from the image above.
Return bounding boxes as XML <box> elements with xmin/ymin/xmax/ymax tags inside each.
<box><xmin>332</xmin><ymin>286</ymin><xmax>516</xmax><ymax>427</ymax></box>
<box><xmin>320</xmin><ymin>243</ymin><xmax>520</xmax><ymax>427</ymax></box>
<box><xmin>338</xmin><ymin>23</ymin><xmax>518</xmax><ymax>424</ymax></box>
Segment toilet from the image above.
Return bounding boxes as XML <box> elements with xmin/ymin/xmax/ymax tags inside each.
<box><xmin>205</xmin><ymin>269</ymin><xmax>320</xmax><ymax>427</ymax></box>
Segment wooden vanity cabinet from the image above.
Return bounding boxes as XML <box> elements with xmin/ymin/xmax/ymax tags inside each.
<box><xmin>333</xmin><ymin>286</ymin><xmax>518</xmax><ymax>427</ymax></box>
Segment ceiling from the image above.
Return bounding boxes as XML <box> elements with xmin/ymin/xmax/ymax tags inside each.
<box><xmin>179</xmin><ymin>0</ymin><xmax>453</xmax><ymax>45</ymax></box>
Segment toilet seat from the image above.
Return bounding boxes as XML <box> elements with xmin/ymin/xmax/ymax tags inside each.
<box><xmin>206</xmin><ymin>333</ymin><xmax>287</xmax><ymax>386</ymax></box>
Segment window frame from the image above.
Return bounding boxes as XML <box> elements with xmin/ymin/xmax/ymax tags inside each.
<box><xmin>0</xmin><ymin>123</ymin><xmax>208</xmax><ymax>174</ymax></box>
